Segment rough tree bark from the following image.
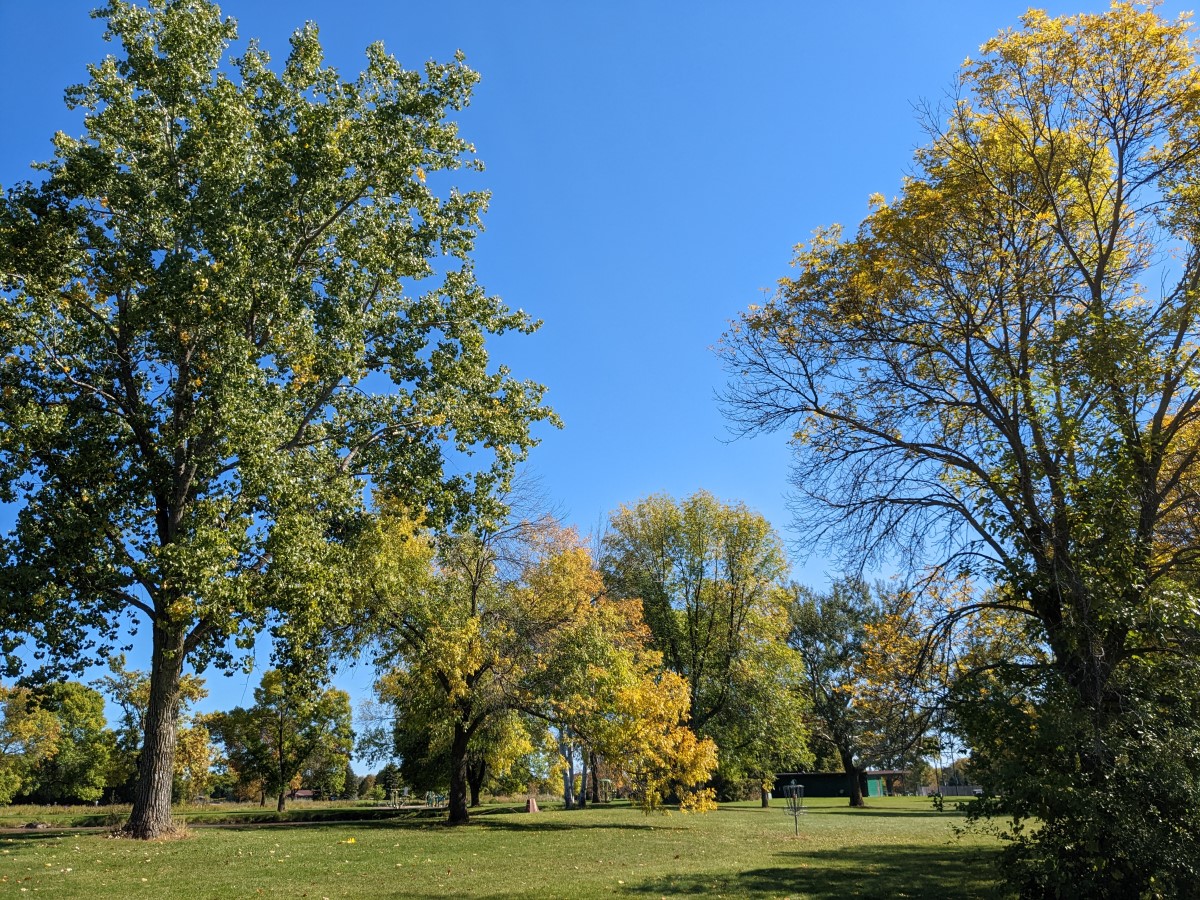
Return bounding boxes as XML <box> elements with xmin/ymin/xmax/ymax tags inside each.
<box><xmin>125</xmin><ymin>623</ymin><xmax>185</xmax><ymax>838</ymax></box>
<box><xmin>589</xmin><ymin>752</ymin><xmax>600</xmax><ymax>804</ymax></box>
<box><xmin>467</xmin><ymin>757</ymin><xmax>486</xmax><ymax>808</ymax></box>
<box><xmin>840</xmin><ymin>749</ymin><xmax>865</xmax><ymax>808</ymax></box>
<box><xmin>448</xmin><ymin>721</ymin><xmax>471</xmax><ymax>825</ymax></box>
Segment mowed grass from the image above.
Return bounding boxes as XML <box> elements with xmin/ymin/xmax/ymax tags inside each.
<box><xmin>0</xmin><ymin>797</ymin><xmax>1009</xmax><ymax>899</ymax></box>
<box><xmin>0</xmin><ymin>801</ymin><xmax>415</xmax><ymax>830</ymax></box>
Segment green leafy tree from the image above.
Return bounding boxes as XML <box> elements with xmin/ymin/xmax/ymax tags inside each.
<box><xmin>376</xmin><ymin>763</ymin><xmax>402</xmax><ymax>797</ymax></box>
<box><xmin>0</xmin><ymin>686</ymin><xmax>61</xmax><ymax>805</ymax></box>
<box><xmin>338</xmin><ymin>761</ymin><xmax>357</xmax><ymax>801</ymax></box>
<box><xmin>707</xmin><ymin>635</ymin><xmax>812</xmax><ymax>806</ymax></box>
<box><xmin>788</xmin><ymin>579</ymin><xmax>935</xmax><ymax>806</ymax></box>
<box><xmin>0</xmin><ymin>0</ymin><xmax>551</xmax><ymax>838</ymax></box>
<box><xmin>722</xmin><ymin>5</ymin><xmax>1200</xmax><ymax>892</ymax></box>
<box><xmin>300</xmin><ymin>736</ymin><xmax>351</xmax><ymax>800</ymax></box>
<box><xmin>367</xmin><ymin>509</ymin><xmax>597</xmax><ymax>825</ymax></box>
<box><xmin>25</xmin><ymin>682</ymin><xmax>112</xmax><ymax>804</ymax></box>
<box><xmin>601</xmin><ymin>491</ymin><xmax>809</xmax><ymax>796</ymax></box>
<box><xmin>356</xmin><ymin>772</ymin><xmax>377</xmax><ymax>799</ymax></box>
<box><xmin>210</xmin><ymin>669</ymin><xmax>353</xmax><ymax>812</ymax></box>
<box><xmin>389</xmin><ymin>715</ymin><xmax>447</xmax><ymax>795</ymax></box>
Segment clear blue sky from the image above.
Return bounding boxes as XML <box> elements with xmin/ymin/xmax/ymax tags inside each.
<box><xmin>2</xmin><ymin>1</ymin><xmax>1192</xmax><ymax>740</ymax></box>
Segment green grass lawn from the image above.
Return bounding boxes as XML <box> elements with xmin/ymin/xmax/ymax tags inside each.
<box><xmin>0</xmin><ymin>801</ymin><xmax>421</xmax><ymax>831</ymax></box>
<box><xmin>0</xmin><ymin>797</ymin><xmax>1008</xmax><ymax>899</ymax></box>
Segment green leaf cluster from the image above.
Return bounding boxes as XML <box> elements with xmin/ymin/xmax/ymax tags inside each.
<box><xmin>0</xmin><ymin>0</ymin><xmax>554</xmax><ymax>836</ymax></box>
<box><xmin>602</xmin><ymin>491</ymin><xmax>810</xmax><ymax>794</ymax></box>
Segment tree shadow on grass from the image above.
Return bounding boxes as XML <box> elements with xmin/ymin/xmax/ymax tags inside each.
<box><xmin>474</xmin><ymin>818</ymin><xmax>676</xmax><ymax>833</ymax></box>
<box><xmin>0</xmin><ymin>810</ymin><xmax>677</xmax><ymax>840</ymax></box>
<box><xmin>624</xmin><ymin>843</ymin><xmax>1008</xmax><ymax>899</ymax></box>
<box><xmin>0</xmin><ymin>829</ymin><xmax>96</xmax><ymax>843</ymax></box>
<box><xmin>719</xmin><ymin>805</ymin><xmax>967</xmax><ymax>820</ymax></box>
<box><xmin>804</xmin><ymin>808</ymin><xmax>968</xmax><ymax>819</ymax></box>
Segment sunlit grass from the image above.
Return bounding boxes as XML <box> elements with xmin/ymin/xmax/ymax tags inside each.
<box><xmin>0</xmin><ymin>797</ymin><xmax>1008</xmax><ymax>898</ymax></box>
<box><xmin>0</xmin><ymin>799</ymin><xmax>416</xmax><ymax>830</ymax></box>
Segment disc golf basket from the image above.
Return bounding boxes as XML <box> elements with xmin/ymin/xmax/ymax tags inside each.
<box><xmin>783</xmin><ymin>780</ymin><xmax>806</xmax><ymax>835</ymax></box>
<box><xmin>599</xmin><ymin>778</ymin><xmax>613</xmax><ymax>803</ymax></box>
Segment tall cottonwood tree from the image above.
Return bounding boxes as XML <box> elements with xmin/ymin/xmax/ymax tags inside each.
<box><xmin>0</xmin><ymin>0</ymin><xmax>552</xmax><ymax>838</ymax></box>
<box><xmin>723</xmin><ymin>5</ymin><xmax>1200</xmax><ymax>893</ymax></box>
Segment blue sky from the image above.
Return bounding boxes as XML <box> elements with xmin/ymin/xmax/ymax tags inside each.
<box><xmin>2</xmin><ymin>1</ymin><xmax>1192</xmax><ymax>742</ymax></box>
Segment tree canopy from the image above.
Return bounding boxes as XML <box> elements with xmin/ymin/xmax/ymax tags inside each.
<box><xmin>788</xmin><ymin>579</ymin><xmax>935</xmax><ymax>807</ymax></box>
<box><xmin>0</xmin><ymin>0</ymin><xmax>552</xmax><ymax>838</ymax></box>
<box><xmin>0</xmin><ymin>686</ymin><xmax>60</xmax><ymax>805</ymax></box>
<box><xmin>723</xmin><ymin>4</ymin><xmax>1200</xmax><ymax>893</ymax></box>
<box><xmin>602</xmin><ymin>491</ymin><xmax>809</xmax><ymax>797</ymax></box>
<box><xmin>366</xmin><ymin>501</ymin><xmax>718</xmax><ymax>823</ymax></box>
<box><xmin>210</xmin><ymin>669</ymin><xmax>353</xmax><ymax>812</ymax></box>
<box><xmin>21</xmin><ymin>682</ymin><xmax>112</xmax><ymax>805</ymax></box>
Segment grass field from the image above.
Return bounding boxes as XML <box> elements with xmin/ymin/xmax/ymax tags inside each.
<box><xmin>0</xmin><ymin>797</ymin><xmax>1008</xmax><ymax>899</ymax></box>
<box><xmin>0</xmin><ymin>801</ymin><xmax>414</xmax><ymax>831</ymax></box>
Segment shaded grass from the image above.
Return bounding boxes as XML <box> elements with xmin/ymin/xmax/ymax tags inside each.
<box><xmin>0</xmin><ymin>797</ymin><xmax>1009</xmax><ymax>898</ymax></box>
<box><xmin>0</xmin><ymin>801</ymin><xmax>437</xmax><ymax>830</ymax></box>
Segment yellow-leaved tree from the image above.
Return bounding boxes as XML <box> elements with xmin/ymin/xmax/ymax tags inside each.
<box><xmin>530</xmin><ymin>591</ymin><xmax>718</xmax><ymax>813</ymax></box>
<box><xmin>366</xmin><ymin>504</ymin><xmax>599</xmax><ymax>825</ymax></box>
<box><xmin>366</xmin><ymin>500</ymin><xmax>717</xmax><ymax>822</ymax></box>
<box><xmin>724</xmin><ymin>5</ymin><xmax>1200</xmax><ymax>894</ymax></box>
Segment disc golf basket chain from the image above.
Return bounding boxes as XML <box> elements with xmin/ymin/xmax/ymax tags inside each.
<box><xmin>783</xmin><ymin>780</ymin><xmax>806</xmax><ymax>835</ymax></box>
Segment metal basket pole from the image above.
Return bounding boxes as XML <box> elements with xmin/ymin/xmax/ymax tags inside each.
<box><xmin>783</xmin><ymin>780</ymin><xmax>805</xmax><ymax>836</ymax></box>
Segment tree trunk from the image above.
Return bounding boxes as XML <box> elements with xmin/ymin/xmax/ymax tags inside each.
<box><xmin>559</xmin><ymin>734</ymin><xmax>575</xmax><ymax>809</ymax></box>
<box><xmin>467</xmin><ymin>757</ymin><xmax>486</xmax><ymax>808</ymax></box>
<box><xmin>761</xmin><ymin>785</ymin><xmax>772</xmax><ymax>808</ymax></box>
<box><xmin>447</xmin><ymin>721</ymin><xmax>471</xmax><ymax>825</ymax></box>
<box><xmin>589</xmin><ymin>752</ymin><xmax>600</xmax><ymax>804</ymax></box>
<box><xmin>577</xmin><ymin>752</ymin><xmax>588</xmax><ymax>809</ymax></box>
<box><xmin>277</xmin><ymin>790</ymin><xmax>286</xmax><ymax>813</ymax></box>
<box><xmin>840</xmin><ymin>749</ymin><xmax>866</xmax><ymax>807</ymax></box>
<box><xmin>561</xmin><ymin>768</ymin><xmax>574</xmax><ymax>808</ymax></box>
<box><xmin>125</xmin><ymin>622</ymin><xmax>185</xmax><ymax>839</ymax></box>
